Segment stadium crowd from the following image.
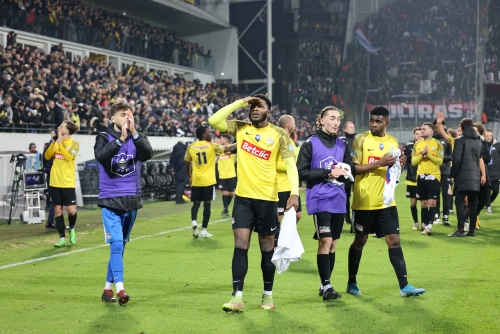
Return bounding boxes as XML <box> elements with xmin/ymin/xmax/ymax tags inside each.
<box><xmin>0</xmin><ymin>41</ymin><xmax>318</xmax><ymax>139</ymax></box>
<box><xmin>0</xmin><ymin>0</ymin><xmax>211</xmax><ymax>68</ymax></box>
<box><xmin>343</xmin><ymin>0</ymin><xmax>479</xmax><ymax>106</ymax></box>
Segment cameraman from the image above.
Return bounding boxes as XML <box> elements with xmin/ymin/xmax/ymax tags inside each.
<box><xmin>44</xmin><ymin>121</ymin><xmax>79</xmax><ymax>247</ymax></box>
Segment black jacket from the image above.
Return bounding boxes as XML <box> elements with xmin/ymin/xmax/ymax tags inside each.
<box><xmin>404</xmin><ymin>140</ymin><xmax>417</xmax><ymax>182</ymax></box>
<box><xmin>94</xmin><ymin>125</ymin><xmax>154</xmax><ymax>211</ymax></box>
<box><xmin>340</xmin><ymin>132</ymin><xmax>356</xmax><ymax>152</ymax></box>
<box><xmin>297</xmin><ymin>129</ymin><xmax>354</xmax><ymax>188</ymax></box>
<box><xmin>170</xmin><ymin>141</ymin><xmax>188</xmax><ymax>180</ymax></box>
<box><xmin>487</xmin><ymin>141</ymin><xmax>500</xmax><ymax>181</ymax></box>
<box><xmin>450</xmin><ymin>126</ymin><xmax>482</xmax><ymax>192</ymax></box>
<box><xmin>434</xmin><ymin>133</ymin><xmax>452</xmax><ymax>175</ymax></box>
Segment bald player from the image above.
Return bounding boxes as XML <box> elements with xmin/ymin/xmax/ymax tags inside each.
<box><xmin>275</xmin><ymin>115</ymin><xmax>302</xmax><ymax>246</ymax></box>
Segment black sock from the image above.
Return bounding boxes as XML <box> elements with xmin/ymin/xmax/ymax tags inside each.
<box><xmin>329</xmin><ymin>252</ymin><xmax>336</xmax><ymax>275</ymax></box>
<box><xmin>348</xmin><ymin>245</ymin><xmax>362</xmax><ymax>284</ymax></box>
<box><xmin>222</xmin><ymin>195</ymin><xmax>228</xmax><ymax>210</ymax></box>
<box><xmin>410</xmin><ymin>206</ymin><xmax>418</xmax><ymax>224</ymax></box>
<box><xmin>428</xmin><ymin>207</ymin><xmax>435</xmax><ymax>225</ymax></box>
<box><xmin>261</xmin><ymin>250</ymin><xmax>275</xmax><ymax>291</ymax></box>
<box><xmin>68</xmin><ymin>213</ymin><xmax>77</xmax><ymax>229</ymax></box>
<box><xmin>389</xmin><ymin>247</ymin><xmax>408</xmax><ymax>289</ymax></box>
<box><xmin>317</xmin><ymin>254</ymin><xmax>330</xmax><ymax>287</ymax></box>
<box><xmin>464</xmin><ymin>206</ymin><xmax>469</xmax><ymax>223</ymax></box>
<box><xmin>421</xmin><ymin>207</ymin><xmax>428</xmax><ymax>226</ymax></box>
<box><xmin>232</xmin><ymin>248</ymin><xmax>248</xmax><ymax>293</ymax></box>
<box><xmin>228</xmin><ymin>195</ymin><xmax>233</xmax><ymax>206</ymax></box>
<box><xmin>191</xmin><ymin>202</ymin><xmax>200</xmax><ymax>221</ymax></box>
<box><xmin>55</xmin><ymin>215</ymin><xmax>65</xmax><ymax>238</ymax></box>
<box><xmin>202</xmin><ymin>203</ymin><xmax>211</xmax><ymax>229</ymax></box>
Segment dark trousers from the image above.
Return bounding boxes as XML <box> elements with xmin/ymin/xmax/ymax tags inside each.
<box><xmin>477</xmin><ymin>183</ymin><xmax>489</xmax><ymax>214</ymax></box>
<box><xmin>175</xmin><ymin>177</ymin><xmax>186</xmax><ymax>203</ymax></box>
<box><xmin>488</xmin><ymin>179</ymin><xmax>500</xmax><ymax>206</ymax></box>
<box><xmin>455</xmin><ymin>190</ymin><xmax>478</xmax><ymax>231</ymax></box>
<box><xmin>436</xmin><ymin>175</ymin><xmax>451</xmax><ymax>217</ymax></box>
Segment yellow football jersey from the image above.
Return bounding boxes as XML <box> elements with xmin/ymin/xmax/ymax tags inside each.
<box><xmin>45</xmin><ymin>138</ymin><xmax>79</xmax><ymax>188</ymax></box>
<box><xmin>217</xmin><ymin>152</ymin><xmax>236</xmax><ymax>179</ymax></box>
<box><xmin>224</xmin><ymin>120</ymin><xmax>294</xmax><ymax>201</ymax></box>
<box><xmin>412</xmin><ymin>138</ymin><xmax>444</xmax><ymax>181</ymax></box>
<box><xmin>277</xmin><ymin>141</ymin><xmax>300</xmax><ymax>192</ymax></box>
<box><xmin>185</xmin><ymin>141</ymin><xmax>225</xmax><ymax>187</ymax></box>
<box><xmin>351</xmin><ymin>131</ymin><xmax>399</xmax><ymax>210</ymax></box>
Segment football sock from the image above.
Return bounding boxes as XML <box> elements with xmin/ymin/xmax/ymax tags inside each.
<box><xmin>421</xmin><ymin>207</ymin><xmax>428</xmax><ymax>226</ymax></box>
<box><xmin>348</xmin><ymin>245</ymin><xmax>362</xmax><ymax>284</ymax></box>
<box><xmin>263</xmin><ymin>290</ymin><xmax>272</xmax><ymax>295</ymax></box>
<box><xmin>115</xmin><ymin>282</ymin><xmax>124</xmax><ymax>292</ymax></box>
<box><xmin>222</xmin><ymin>195</ymin><xmax>228</xmax><ymax>209</ymax></box>
<box><xmin>110</xmin><ymin>241</ymin><xmax>124</xmax><ymax>285</ymax></box>
<box><xmin>104</xmin><ymin>282</ymin><xmax>113</xmax><ymax>290</ymax></box>
<box><xmin>232</xmin><ymin>248</ymin><xmax>248</xmax><ymax>293</ymax></box>
<box><xmin>261</xmin><ymin>250</ymin><xmax>275</xmax><ymax>292</ymax></box>
<box><xmin>428</xmin><ymin>207</ymin><xmax>435</xmax><ymax>225</ymax></box>
<box><xmin>410</xmin><ymin>206</ymin><xmax>418</xmax><ymax>223</ymax></box>
<box><xmin>55</xmin><ymin>215</ymin><xmax>65</xmax><ymax>238</ymax></box>
<box><xmin>329</xmin><ymin>252</ymin><xmax>336</xmax><ymax>274</ymax></box>
<box><xmin>191</xmin><ymin>202</ymin><xmax>200</xmax><ymax>221</ymax></box>
<box><xmin>68</xmin><ymin>213</ymin><xmax>77</xmax><ymax>229</ymax></box>
<box><xmin>389</xmin><ymin>247</ymin><xmax>408</xmax><ymax>289</ymax></box>
<box><xmin>317</xmin><ymin>254</ymin><xmax>331</xmax><ymax>287</ymax></box>
<box><xmin>228</xmin><ymin>195</ymin><xmax>233</xmax><ymax>206</ymax></box>
<box><xmin>202</xmin><ymin>203</ymin><xmax>211</xmax><ymax>229</ymax></box>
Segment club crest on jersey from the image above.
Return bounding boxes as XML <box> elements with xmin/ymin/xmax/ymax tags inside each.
<box><xmin>350</xmin><ymin>150</ymin><xmax>355</xmax><ymax>156</ymax></box>
<box><xmin>255</xmin><ymin>134</ymin><xmax>261</xmax><ymax>142</ymax></box>
<box><xmin>267</xmin><ymin>137</ymin><xmax>275</xmax><ymax>145</ymax></box>
<box><xmin>111</xmin><ymin>153</ymin><xmax>135</xmax><ymax>177</ymax></box>
<box><xmin>289</xmin><ymin>144</ymin><xmax>294</xmax><ymax>151</ymax></box>
<box><xmin>379</xmin><ymin>143</ymin><xmax>384</xmax><ymax>150</ymax></box>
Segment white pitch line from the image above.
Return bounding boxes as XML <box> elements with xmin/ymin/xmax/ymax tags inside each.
<box><xmin>0</xmin><ymin>218</ymin><xmax>231</xmax><ymax>270</ymax></box>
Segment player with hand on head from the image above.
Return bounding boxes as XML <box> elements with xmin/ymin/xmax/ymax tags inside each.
<box><xmin>209</xmin><ymin>94</ymin><xmax>299</xmax><ymax>312</ymax></box>
<box><xmin>297</xmin><ymin>106</ymin><xmax>354</xmax><ymax>302</ymax></box>
<box><xmin>94</xmin><ymin>101</ymin><xmax>153</xmax><ymax>305</ymax></box>
<box><xmin>44</xmin><ymin>120</ymin><xmax>80</xmax><ymax>247</ymax></box>
<box><xmin>347</xmin><ymin>106</ymin><xmax>425</xmax><ymax>297</ymax></box>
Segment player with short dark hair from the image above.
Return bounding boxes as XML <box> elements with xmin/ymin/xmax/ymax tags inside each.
<box><xmin>347</xmin><ymin>106</ymin><xmax>425</xmax><ymax>297</ymax></box>
<box><xmin>218</xmin><ymin>134</ymin><xmax>237</xmax><ymax>216</ymax></box>
<box><xmin>412</xmin><ymin>122</ymin><xmax>444</xmax><ymax>235</ymax></box>
<box><xmin>44</xmin><ymin>120</ymin><xmax>80</xmax><ymax>247</ymax></box>
<box><xmin>404</xmin><ymin>127</ymin><xmax>421</xmax><ymax>230</ymax></box>
<box><xmin>297</xmin><ymin>106</ymin><xmax>353</xmax><ymax>302</ymax></box>
<box><xmin>185</xmin><ymin>125</ymin><xmax>229</xmax><ymax>237</ymax></box>
<box><xmin>94</xmin><ymin>100</ymin><xmax>153</xmax><ymax>305</ymax></box>
<box><xmin>209</xmin><ymin>94</ymin><xmax>299</xmax><ymax>312</ymax></box>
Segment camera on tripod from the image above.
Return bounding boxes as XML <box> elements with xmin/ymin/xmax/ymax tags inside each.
<box><xmin>10</xmin><ymin>153</ymin><xmax>27</xmax><ymax>167</ymax></box>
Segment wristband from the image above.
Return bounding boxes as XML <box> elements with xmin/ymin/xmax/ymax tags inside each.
<box><xmin>116</xmin><ymin>139</ymin><xmax>123</xmax><ymax>146</ymax></box>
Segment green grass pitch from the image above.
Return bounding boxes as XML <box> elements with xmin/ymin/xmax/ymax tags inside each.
<box><xmin>1</xmin><ymin>176</ymin><xmax>499</xmax><ymax>333</ymax></box>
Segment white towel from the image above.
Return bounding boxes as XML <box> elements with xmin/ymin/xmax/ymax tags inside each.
<box><xmin>326</xmin><ymin>162</ymin><xmax>355</xmax><ymax>184</ymax></box>
<box><xmin>383</xmin><ymin>148</ymin><xmax>402</xmax><ymax>206</ymax></box>
<box><xmin>271</xmin><ymin>208</ymin><xmax>305</xmax><ymax>274</ymax></box>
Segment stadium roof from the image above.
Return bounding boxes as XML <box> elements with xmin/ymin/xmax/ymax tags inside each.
<box><xmin>96</xmin><ymin>0</ymin><xmax>231</xmax><ymax>36</ymax></box>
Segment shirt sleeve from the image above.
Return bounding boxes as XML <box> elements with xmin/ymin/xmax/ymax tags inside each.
<box><xmin>212</xmin><ymin>143</ymin><xmax>225</xmax><ymax>154</ymax></box>
<box><xmin>184</xmin><ymin>145</ymin><xmax>192</xmax><ymax>162</ymax></box>
<box><xmin>278</xmin><ymin>129</ymin><xmax>294</xmax><ymax>160</ymax></box>
<box><xmin>351</xmin><ymin>135</ymin><xmax>364</xmax><ymax>164</ymax></box>
<box><xmin>437</xmin><ymin>141</ymin><xmax>444</xmax><ymax>159</ymax></box>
